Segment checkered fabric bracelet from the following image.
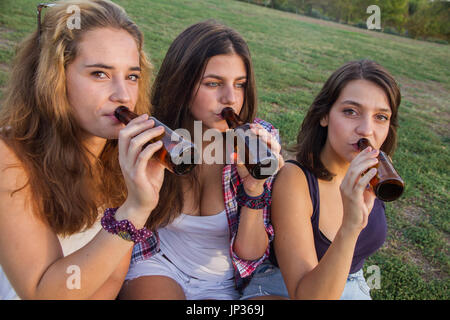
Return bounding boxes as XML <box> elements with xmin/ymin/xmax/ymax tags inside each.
<box><xmin>101</xmin><ymin>207</ymin><xmax>152</xmax><ymax>244</ymax></box>
<box><xmin>236</xmin><ymin>182</ymin><xmax>272</xmax><ymax>209</ymax></box>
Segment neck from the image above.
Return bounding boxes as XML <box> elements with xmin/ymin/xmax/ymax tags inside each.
<box><xmin>320</xmin><ymin>140</ymin><xmax>350</xmax><ymax>183</ymax></box>
<box><xmin>82</xmin><ymin>135</ymin><xmax>107</xmax><ymax>164</ymax></box>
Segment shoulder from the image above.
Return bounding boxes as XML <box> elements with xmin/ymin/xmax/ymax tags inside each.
<box><xmin>274</xmin><ymin>161</ymin><xmax>309</xmax><ymax>191</ymax></box>
<box><xmin>272</xmin><ymin>161</ymin><xmax>312</xmax><ymax>216</ymax></box>
<box><xmin>253</xmin><ymin>118</ymin><xmax>275</xmax><ymax>130</ymax></box>
<box><xmin>253</xmin><ymin>118</ymin><xmax>277</xmax><ymax>134</ymax></box>
<box><xmin>253</xmin><ymin>118</ymin><xmax>280</xmax><ymax>143</ymax></box>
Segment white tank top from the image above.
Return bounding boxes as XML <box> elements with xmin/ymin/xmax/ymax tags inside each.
<box><xmin>158</xmin><ymin>210</ymin><xmax>234</xmax><ymax>281</ymax></box>
<box><xmin>0</xmin><ymin>220</ymin><xmax>102</xmax><ymax>300</ymax></box>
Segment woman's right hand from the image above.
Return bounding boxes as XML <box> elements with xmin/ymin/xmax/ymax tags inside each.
<box><xmin>339</xmin><ymin>146</ymin><xmax>379</xmax><ymax>234</ymax></box>
<box><xmin>117</xmin><ymin>114</ymin><xmax>166</xmax><ymax>226</ymax></box>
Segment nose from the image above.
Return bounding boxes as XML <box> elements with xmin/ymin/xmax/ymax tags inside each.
<box><xmin>220</xmin><ymin>84</ymin><xmax>237</xmax><ymax>106</ymax></box>
<box><xmin>355</xmin><ymin>115</ymin><xmax>374</xmax><ymax>137</ymax></box>
<box><xmin>110</xmin><ymin>78</ymin><xmax>131</xmax><ymax>104</ymax></box>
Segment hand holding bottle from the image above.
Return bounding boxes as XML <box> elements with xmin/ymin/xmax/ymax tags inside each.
<box><xmin>116</xmin><ymin>112</ymin><xmax>166</xmax><ymax>228</ymax></box>
<box><xmin>339</xmin><ymin>146</ymin><xmax>379</xmax><ymax>234</ymax></box>
<box><xmin>233</xmin><ymin>123</ymin><xmax>284</xmax><ymax>196</ymax></box>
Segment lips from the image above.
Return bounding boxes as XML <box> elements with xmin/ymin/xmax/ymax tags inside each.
<box><xmin>104</xmin><ymin>112</ymin><xmax>121</xmax><ymax>124</ymax></box>
<box><xmin>215</xmin><ymin>113</ymin><xmax>224</xmax><ymax>120</ymax></box>
<box><xmin>351</xmin><ymin>143</ymin><xmax>360</xmax><ymax>152</ymax></box>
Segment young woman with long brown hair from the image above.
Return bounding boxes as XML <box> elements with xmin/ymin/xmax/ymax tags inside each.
<box><xmin>118</xmin><ymin>20</ymin><xmax>284</xmax><ymax>300</ymax></box>
<box><xmin>0</xmin><ymin>0</ymin><xmax>164</xmax><ymax>299</ymax></box>
<box><xmin>253</xmin><ymin>59</ymin><xmax>401</xmax><ymax>299</ymax></box>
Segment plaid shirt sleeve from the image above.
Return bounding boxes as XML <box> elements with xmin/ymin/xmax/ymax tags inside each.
<box><xmin>226</xmin><ymin>118</ymin><xmax>280</xmax><ymax>279</ymax></box>
<box><xmin>130</xmin><ymin>231</ymin><xmax>160</xmax><ymax>264</ymax></box>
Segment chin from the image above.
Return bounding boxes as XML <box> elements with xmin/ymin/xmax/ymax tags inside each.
<box><xmin>345</xmin><ymin>151</ymin><xmax>359</xmax><ymax>163</ymax></box>
<box><xmin>201</xmin><ymin>120</ymin><xmax>226</xmax><ymax>132</ymax></box>
<box><xmin>92</xmin><ymin>127</ymin><xmax>121</xmax><ymax>140</ymax></box>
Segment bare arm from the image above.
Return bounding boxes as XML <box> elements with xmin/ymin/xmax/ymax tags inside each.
<box><xmin>272</xmin><ymin>163</ymin><xmax>370</xmax><ymax>299</ymax></box>
<box><xmin>0</xmin><ymin>146</ymin><xmax>134</xmax><ymax>299</ymax></box>
<box><xmin>233</xmin><ymin>195</ymin><xmax>269</xmax><ymax>261</ymax></box>
<box><xmin>88</xmin><ymin>248</ymin><xmax>132</xmax><ymax>300</ymax></box>
<box><xmin>0</xmin><ymin>115</ymin><xmax>166</xmax><ymax>299</ymax></box>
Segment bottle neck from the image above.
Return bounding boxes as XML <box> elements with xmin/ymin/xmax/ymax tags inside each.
<box><xmin>357</xmin><ymin>138</ymin><xmax>373</xmax><ymax>151</ymax></box>
<box><xmin>221</xmin><ymin>107</ymin><xmax>244</xmax><ymax>129</ymax></box>
<box><xmin>114</xmin><ymin>106</ymin><xmax>138</xmax><ymax>125</ymax></box>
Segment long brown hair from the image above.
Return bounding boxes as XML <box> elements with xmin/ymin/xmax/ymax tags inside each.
<box><xmin>146</xmin><ymin>19</ymin><xmax>257</xmax><ymax>230</ymax></box>
<box><xmin>292</xmin><ymin>59</ymin><xmax>401</xmax><ymax>181</ymax></box>
<box><xmin>0</xmin><ymin>0</ymin><xmax>152</xmax><ymax>236</ymax></box>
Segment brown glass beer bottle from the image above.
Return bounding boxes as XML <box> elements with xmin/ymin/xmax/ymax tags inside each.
<box><xmin>357</xmin><ymin>138</ymin><xmax>404</xmax><ymax>202</ymax></box>
<box><xmin>114</xmin><ymin>106</ymin><xmax>198</xmax><ymax>176</ymax></box>
<box><xmin>221</xmin><ymin>107</ymin><xmax>278</xmax><ymax>180</ymax></box>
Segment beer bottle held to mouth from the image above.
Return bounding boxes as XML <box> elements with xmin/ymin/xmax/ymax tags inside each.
<box><xmin>357</xmin><ymin>138</ymin><xmax>405</xmax><ymax>202</ymax></box>
<box><xmin>221</xmin><ymin>107</ymin><xmax>278</xmax><ymax>180</ymax></box>
<box><xmin>114</xmin><ymin>106</ymin><xmax>198</xmax><ymax>176</ymax></box>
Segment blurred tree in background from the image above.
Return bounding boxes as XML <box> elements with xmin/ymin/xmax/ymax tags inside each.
<box><xmin>239</xmin><ymin>0</ymin><xmax>449</xmax><ymax>43</ymax></box>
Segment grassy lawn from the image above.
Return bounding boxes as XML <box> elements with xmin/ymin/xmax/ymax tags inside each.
<box><xmin>0</xmin><ymin>0</ymin><xmax>448</xmax><ymax>299</ymax></box>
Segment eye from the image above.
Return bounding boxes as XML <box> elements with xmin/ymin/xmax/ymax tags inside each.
<box><xmin>91</xmin><ymin>71</ymin><xmax>108</xmax><ymax>79</ymax></box>
<box><xmin>343</xmin><ymin>108</ymin><xmax>357</xmax><ymax>116</ymax></box>
<box><xmin>128</xmin><ymin>74</ymin><xmax>140</xmax><ymax>82</ymax></box>
<box><xmin>235</xmin><ymin>82</ymin><xmax>247</xmax><ymax>89</ymax></box>
<box><xmin>205</xmin><ymin>81</ymin><xmax>220</xmax><ymax>88</ymax></box>
<box><xmin>376</xmin><ymin>114</ymin><xmax>390</xmax><ymax>121</ymax></box>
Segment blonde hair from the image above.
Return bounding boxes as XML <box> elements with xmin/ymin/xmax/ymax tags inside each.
<box><xmin>0</xmin><ymin>0</ymin><xmax>152</xmax><ymax>235</ymax></box>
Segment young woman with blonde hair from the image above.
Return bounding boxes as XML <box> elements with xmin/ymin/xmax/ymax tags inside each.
<box><xmin>0</xmin><ymin>0</ymin><xmax>164</xmax><ymax>299</ymax></box>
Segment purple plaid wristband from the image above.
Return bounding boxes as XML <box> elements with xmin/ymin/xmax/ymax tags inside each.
<box><xmin>101</xmin><ymin>207</ymin><xmax>152</xmax><ymax>244</ymax></box>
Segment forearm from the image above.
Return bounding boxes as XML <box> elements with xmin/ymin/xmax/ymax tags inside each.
<box><xmin>88</xmin><ymin>248</ymin><xmax>132</xmax><ymax>300</ymax></box>
<box><xmin>33</xmin><ymin>230</ymin><xmax>133</xmax><ymax>299</ymax></box>
<box><xmin>294</xmin><ymin>227</ymin><xmax>359</xmax><ymax>300</ymax></box>
<box><xmin>234</xmin><ymin>208</ymin><xmax>269</xmax><ymax>261</ymax></box>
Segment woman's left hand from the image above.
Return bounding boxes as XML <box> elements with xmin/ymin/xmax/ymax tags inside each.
<box><xmin>234</xmin><ymin>123</ymin><xmax>284</xmax><ymax>196</ymax></box>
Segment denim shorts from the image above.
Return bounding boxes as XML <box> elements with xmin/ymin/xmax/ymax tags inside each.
<box><xmin>340</xmin><ymin>269</ymin><xmax>372</xmax><ymax>300</ymax></box>
<box><xmin>240</xmin><ymin>260</ymin><xmax>289</xmax><ymax>300</ymax></box>
<box><xmin>125</xmin><ymin>251</ymin><xmax>240</xmax><ymax>300</ymax></box>
<box><xmin>240</xmin><ymin>261</ymin><xmax>372</xmax><ymax>300</ymax></box>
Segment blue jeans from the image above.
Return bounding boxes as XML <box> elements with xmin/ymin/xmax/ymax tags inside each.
<box><xmin>241</xmin><ymin>261</ymin><xmax>372</xmax><ymax>300</ymax></box>
<box><xmin>340</xmin><ymin>269</ymin><xmax>372</xmax><ymax>300</ymax></box>
<box><xmin>240</xmin><ymin>261</ymin><xmax>289</xmax><ymax>300</ymax></box>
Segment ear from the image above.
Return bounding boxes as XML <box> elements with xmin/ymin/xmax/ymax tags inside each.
<box><xmin>320</xmin><ymin>114</ymin><xmax>329</xmax><ymax>127</ymax></box>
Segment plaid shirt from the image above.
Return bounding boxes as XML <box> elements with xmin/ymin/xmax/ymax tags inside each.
<box><xmin>129</xmin><ymin>118</ymin><xmax>279</xmax><ymax>290</ymax></box>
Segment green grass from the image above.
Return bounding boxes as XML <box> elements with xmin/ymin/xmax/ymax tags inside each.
<box><xmin>0</xmin><ymin>0</ymin><xmax>448</xmax><ymax>300</ymax></box>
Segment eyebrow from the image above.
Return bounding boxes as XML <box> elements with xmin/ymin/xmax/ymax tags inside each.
<box><xmin>341</xmin><ymin>100</ymin><xmax>391</xmax><ymax>113</ymax></box>
<box><xmin>203</xmin><ymin>74</ymin><xmax>247</xmax><ymax>81</ymax></box>
<box><xmin>84</xmin><ymin>63</ymin><xmax>141</xmax><ymax>71</ymax></box>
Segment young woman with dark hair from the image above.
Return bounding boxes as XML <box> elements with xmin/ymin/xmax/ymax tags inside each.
<box><xmin>118</xmin><ymin>20</ymin><xmax>284</xmax><ymax>300</ymax></box>
<box><xmin>244</xmin><ymin>59</ymin><xmax>401</xmax><ymax>300</ymax></box>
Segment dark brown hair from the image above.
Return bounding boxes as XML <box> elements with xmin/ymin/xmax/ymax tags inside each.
<box><xmin>292</xmin><ymin>59</ymin><xmax>401</xmax><ymax>181</ymax></box>
<box><xmin>0</xmin><ymin>0</ymin><xmax>152</xmax><ymax>236</ymax></box>
<box><xmin>146</xmin><ymin>19</ymin><xmax>257</xmax><ymax>230</ymax></box>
